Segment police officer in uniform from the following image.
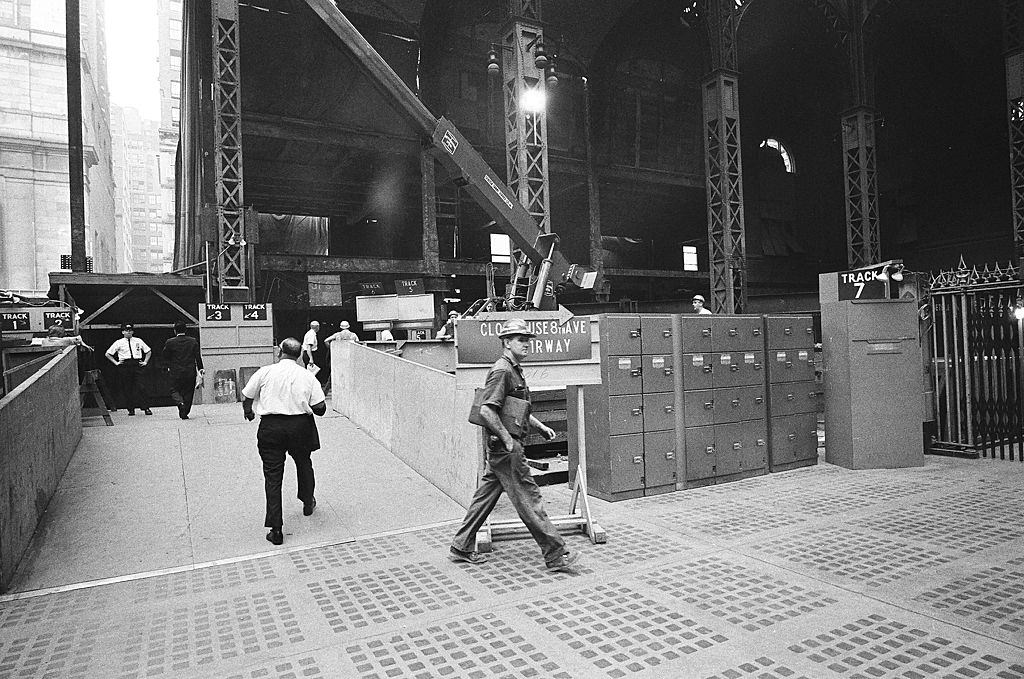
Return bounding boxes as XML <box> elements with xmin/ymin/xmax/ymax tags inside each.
<box><xmin>105</xmin><ymin>323</ymin><xmax>152</xmax><ymax>415</ymax></box>
<box><xmin>449</xmin><ymin>318</ymin><xmax>581</xmax><ymax>572</ymax></box>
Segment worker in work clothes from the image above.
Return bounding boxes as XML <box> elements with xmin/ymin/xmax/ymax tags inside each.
<box><xmin>105</xmin><ymin>323</ymin><xmax>152</xmax><ymax>416</ymax></box>
<box><xmin>242</xmin><ymin>337</ymin><xmax>326</xmax><ymax>546</ymax></box>
<box><xmin>161</xmin><ymin>321</ymin><xmax>205</xmax><ymax>419</ymax></box>
<box><xmin>692</xmin><ymin>294</ymin><xmax>713</xmax><ymax>315</ymax></box>
<box><xmin>449</xmin><ymin>318</ymin><xmax>581</xmax><ymax>573</ymax></box>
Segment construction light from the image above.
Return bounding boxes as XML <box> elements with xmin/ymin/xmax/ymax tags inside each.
<box><xmin>519</xmin><ymin>84</ymin><xmax>546</xmax><ymax>113</ymax></box>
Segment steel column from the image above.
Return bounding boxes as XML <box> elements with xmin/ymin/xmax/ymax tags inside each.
<box><xmin>501</xmin><ymin>1</ymin><xmax>551</xmax><ymax>234</ymax></box>
<box><xmin>1006</xmin><ymin>0</ymin><xmax>1024</xmax><ymax>274</ymax></box>
<box><xmin>842</xmin><ymin>107</ymin><xmax>880</xmax><ymax>268</ymax></box>
<box><xmin>65</xmin><ymin>0</ymin><xmax>86</xmax><ymax>272</ymax></box>
<box><xmin>211</xmin><ymin>0</ymin><xmax>247</xmax><ymax>300</ymax></box>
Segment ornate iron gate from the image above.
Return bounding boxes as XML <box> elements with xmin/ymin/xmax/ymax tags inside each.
<box><xmin>928</xmin><ymin>259</ymin><xmax>1024</xmax><ymax>460</ymax></box>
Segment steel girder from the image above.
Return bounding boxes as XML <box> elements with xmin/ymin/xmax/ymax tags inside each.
<box><xmin>502</xmin><ymin>2</ymin><xmax>551</xmax><ymax>234</ymax></box>
<box><xmin>842</xmin><ymin>107</ymin><xmax>880</xmax><ymax>268</ymax></box>
<box><xmin>1007</xmin><ymin>0</ymin><xmax>1024</xmax><ymax>274</ymax></box>
<box><xmin>701</xmin><ymin>0</ymin><xmax>746</xmax><ymax>314</ymax></box>
<box><xmin>211</xmin><ymin>0</ymin><xmax>248</xmax><ymax>300</ymax></box>
<box><xmin>703</xmin><ymin>70</ymin><xmax>746</xmax><ymax>314</ymax></box>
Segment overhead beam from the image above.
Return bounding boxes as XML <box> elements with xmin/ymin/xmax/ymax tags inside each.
<box><xmin>257</xmin><ymin>254</ymin><xmax>492</xmax><ymax>277</ymax></box>
<box><xmin>243</xmin><ymin>113</ymin><xmax>420</xmax><ymax>155</ymax></box>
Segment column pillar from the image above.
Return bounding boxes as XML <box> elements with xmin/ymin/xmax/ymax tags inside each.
<box><xmin>842</xmin><ymin>106</ymin><xmax>880</xmax><ymax>267</ymax></box>
<box><xmin>211</xmin><ymin>0</ymin><xmax>247</xmax><ymax>301</ymax></box>
<box><xmin>1005</xmin><ymin>0</ymin><xmax>1024</xmax><ymax>274</ymax></box>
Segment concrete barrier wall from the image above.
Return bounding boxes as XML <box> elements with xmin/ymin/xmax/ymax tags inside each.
<box><xmin>0</xmin><ymin>347</ymin><xmax>82</xmax><ymax>592</ymax></box>
<box><xmin>331</xmin><ymin>341</ymin><xmax>480</xmax><ymax>507</ymax></box>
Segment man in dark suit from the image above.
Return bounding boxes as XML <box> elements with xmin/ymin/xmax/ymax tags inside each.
<box><xmin>162</xmin><ymin>321</ymin><xmax>205</xmax><ymax>419</ymax></box>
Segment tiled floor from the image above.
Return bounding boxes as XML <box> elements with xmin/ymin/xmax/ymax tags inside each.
<box><xmin>1</xmin><ymin>406</ymin><xmax>1023</xmax><ymax>678</ymax></box>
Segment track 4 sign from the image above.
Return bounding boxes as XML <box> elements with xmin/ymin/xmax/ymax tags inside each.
<box><xmin>837</xmin><ymin>266</ymin><xmax>887</xmax><ymax>300</ymax></box>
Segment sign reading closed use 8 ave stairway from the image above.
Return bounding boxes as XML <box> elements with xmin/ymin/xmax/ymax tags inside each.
<box><xmin>457</xmin><ymin>317</ymin><xmax>592</xmax><ymax>363</ymax></box>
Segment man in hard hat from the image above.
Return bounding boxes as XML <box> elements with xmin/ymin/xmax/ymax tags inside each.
<box><xmin>324</xmin><ymin>320</ymin><xmax>358</xmax><ymax>344</ymax></box>
<box><xmin>449</xmin><ymin>318</ymin><xmax>581</xmax><ymax>573</ymax></box>
<box><xmin>692</xmin><ymin>294</ymin><xmax>713</xmax><ymax>315</ymax></box>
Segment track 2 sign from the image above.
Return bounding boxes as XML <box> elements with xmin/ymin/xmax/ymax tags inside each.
<box><xmin>837</xmin><ymin>266</ymin><xmax>887</xmax><ymax>300</ymax></box>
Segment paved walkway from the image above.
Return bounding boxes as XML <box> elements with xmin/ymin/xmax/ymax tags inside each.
<box><xmin>1</xmin><ymin>405</ymin><xmax>1023</xmax><ymax>678</ymax></box>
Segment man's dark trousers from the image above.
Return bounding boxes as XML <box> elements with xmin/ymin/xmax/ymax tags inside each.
<box><xmin>257</xmin><ymin>415</ymin><xmax>316</xmax><ymax>528</ymax></box>
<box><xmin>451</xmin><ymin>439</ymin><xmax>566</xmax><ymax>565</ymax></box>
<box><xmin>169</xmin><ymin>370</ymin><xmax>196</xmax><ymax>417</ymax></box>
<box><xmin>115</xmin><ymin>359</ymin><xmax>148</xmax><ymax>412</ymax></box>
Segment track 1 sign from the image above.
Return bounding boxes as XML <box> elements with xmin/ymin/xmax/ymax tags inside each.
<box><xmin>837</xmin><ymin>266</ymin><xmax>887</xmax><ymax>300</ymax></box>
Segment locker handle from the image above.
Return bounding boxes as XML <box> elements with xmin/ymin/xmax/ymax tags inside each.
<box><xmin>788</xmin><ymin>433</ymin><xmax>797</xmax><ymax>440</ymax></box>
<box><xmin>663</xmin><ymin>405</ymin><xmax>674</xmax><ymax>414</ymax></box>
<box><xmin>703</xmin><ymin>401</ymin><xmax>714</xmax><ymax>410</ymax></box>
<box><xmin>753</xmin><ymin>328</ymin><xmax>762</xmax><ymax>336</ymax></box>
<box><xmin>662</xmin><ymin>329</ymin><xmax>672</xmax><ymax>338</ymax></box>
<box><xmin>731</xmin><ymin>399</ymin><xmax>740</xmax><ymax>407</ymax></box>
<box><xmin>756</xmin><ymin>439</ymin><xmax>766</xmax><ymax>446</ymax></box>
<box><xmin>754</xmin><ymin>362</ymin><xmax>762</xmax><ymax>370</ymax></box>
<box><xmin>784</xmin><ymin>327</ymin><xmax>793</xmax><ymax>335</ymax></box>
<box><xmin>631</xmin><ymin>407</ymin><xmax>642</xmax><ymax>416</ymax></box>
<box><xmin>630</xmin><ymin>368</ymin><xmax>642</xmax><ymax>377</ymax></box>
<box><xmin>810</xmin><ymin>391</ymin><xmax>820</xmax><ymax>398</ymax></box>
<box><xmin>663</xmin><ymin>368</ymin><xmax>674</xmax><ymax>376</ymax></box>
<box><xmin>786</xmin><ymin>393</ymin><xmax>795</xmax><ymax>401</ymax></box>
<box><xmin>702</xmin><ymin>328</ymin><xmax>712</xmax><ymax>337</ymax></box>
<box><xmin>806</xmin><ymin>327</ymin><xmax>814</xmax><ymax>334</ymax></box>
<box><xmin>733</xmin><ymin>442</ymin><xmax>742</xmax><ymax>450</ymax></box>
<box><xmin>728</xmin><ymin>328</ymin><xmax>738</xmax><ymax>336</ymax></box>
<box><xmin>630</xmin><ymin>329</ymin><xmax>641</xmax><ymax>338</ymax></box>
<box><xmin>785</xmin><ymin>361</ymin><xmax>793</xmax><ymax>368</ymax></box>
<box><xmin>702</xmin><ymin>365</ymin><xmax>713</xmax><ymax>374</ymax></box>
<box><xmin>632</xmin><ymin>455</ymin><xmax>643</xmax><ymax>464</ymax></box>
<box><xmin>665</xmin><ymin>450</ymin><xmax>675</xmax><ymax>460</ymax></box>
<box><xmin>730</xmin><ymin>365</ymin><xmax>739</xmax><ymax>372</ymax></box>
<box><xmin>704</xmin><ymin>445</ymin><xmax>715</xmax><ymax>455</ymax></box>
<box><xmin>755</xmin><ymin>396</ymin><xmax>764</xmax><ymax>404</ymax></box>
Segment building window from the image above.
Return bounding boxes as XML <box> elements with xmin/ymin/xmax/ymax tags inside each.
<box><xmin>170</xmin><ymin>81</ymin><xmax>180</xmax><ymax>98</ymax></box>
<box><xmin>759</xmin><ymin>138</ymin><xmax>796</xmax><ymax>173</ymax></box>
<box><xmin>169</xmin><ymin>19</ymin><xmax>182</xmax><ymax>41</ymax></box>
<box><xmin>681</xmin><ymin>245</ymin><xmax>699</xmax><ymax>271</ymax></box>
<box><xmin>171</xmin><ymin>106</ymin><xmax>180</xmax><ymax>124</ymax></box>
<box><xmin>490</xmin><ymin>233</ymin><xmax>511</xmax><ymax>264</ymax></box>
<box><xmin>0</xmin><ymin>0</ymin><xmax>16</xmax><ymax>26</ymax></box>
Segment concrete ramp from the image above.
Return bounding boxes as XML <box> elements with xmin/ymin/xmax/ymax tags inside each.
<box><xmin>7</xmin><ymin>402</ymin><xmax>464</xmax><ymax>593</ymax></box>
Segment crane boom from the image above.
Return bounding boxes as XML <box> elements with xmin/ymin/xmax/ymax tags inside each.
<box><xmin>303</xmin><ymin>0</ymin><xmax>595</xmax><ymax>300</ymax></box>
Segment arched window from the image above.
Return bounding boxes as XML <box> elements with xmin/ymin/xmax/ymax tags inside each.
<box><xmin>759</xmin><ymin>138</ymin><xmax>796</xmax><ymax>173</ymax></box>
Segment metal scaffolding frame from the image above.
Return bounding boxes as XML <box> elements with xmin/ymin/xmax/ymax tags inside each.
<box><xmin>1006</xmin><ymin>0</ymin><xmax>1024</xmax><ymax>275</ymax></box>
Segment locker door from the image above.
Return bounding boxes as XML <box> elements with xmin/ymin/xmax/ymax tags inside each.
<box><xmin>602</xmin><ymin>314</ymin><xmax>642</xmax><ymax>355</ymax></box>
<box><xmin>678</xmin><ymin>316</ymin><xmax>713</xmax><ymax>352</ymax></box>
<box><xmin>769</xmin><ymin>413</ymin><xmax>818</xmax><ymax>468</ymax></box>
<box><xmin>606</xmin><ymin>355</ymin><xmax>643</xmax><ymax>395</ymax></box>
<box><xmin>681</xmin><ymin>353</ymin><xmax>714</xmax><ymax>391</ymax></box>
<box><xmin>768</xmin><ymin>349</ymin><xmax>816</xmax><ymax>384</ymax></box>
<box><xmin>609</xmin><ymin>434</ymin><xmax>645</xmax><ymax>492</ymax></box>
<box><xmin>643</xmin><ymin>430</ymin><xmax>677</xmax><ymax>488</ymax></box>
<box><xmin>712</xmin><ymin>351</ymin><xmax>764</xmax><ymax>388</ymax></box>
<box><xmin>683</xmin><ymin>389</ymin><xmax>715</xmax><ymax>427</ymax></box>
<box><xmin>642</xmin><ymin>392</ymin><xmax>676</xmax><ymax>432</ymax></box>
<box><xmin>714</xmin><ymin>385</ymin><xmax>765</xmax><ymax>424</ymax></box>
<box><xmin>712</xmin><ymin>316</ymin><xmax>764</xmax><ymax>352</ymax></box>
<box><xmin>643</xmin><ymin>354</ymin><xmax>675</xmax><ymax>393</ymax></box>
<box><xmin>769</xmin><ymin>381</ymin><xmax>820</xmax><ymax>417</ymax></box>
<box><xmin>684</xmin><ymin>425</ymin><xmax>716</xmax><ymax>481</ymax></box>
<box><xmin>739</xmin><ymin>423</ymin><xmax>768</xmax><ymax>472</ymax></box>
<box><xmin>641</xmin><ymin>315</ymin><xmax>674</xmax><ymax>355</ymax></box>
<box><xmin>766</xmin><ymin>315</ymin><xmax>814</xmax><ymax>350</ymax></box>
<box><xmin>609</xmin><ymin>394</ymin><xmax>644</xmax><ymax>435</ymax></box>
<box><xmin>713</xmin><ymin>422</ymin><xmax>745</xmax><ymax>477</ymax></box>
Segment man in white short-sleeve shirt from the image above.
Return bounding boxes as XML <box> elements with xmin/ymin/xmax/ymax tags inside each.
<box><xmin>242</xmin><ymin>337</ymin><xmax>326</xmax><ymax>546</ymax></box>
<box><xmin>301</xmin><ymin>321</ymin><xmax>319</xmax><ymax>367</ymax></box>
<box><xmin>105</xmin><ymin>322</ymin><xmax>152</xmax><ymax>415</ymax></box>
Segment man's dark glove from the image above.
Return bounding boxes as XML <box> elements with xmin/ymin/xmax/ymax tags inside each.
<box><xmin>243</xmin><ymin>408</ymin><xmax>255</xmax><ymax>421</ymax></box>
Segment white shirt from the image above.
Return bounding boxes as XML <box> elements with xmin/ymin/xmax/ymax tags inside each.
<box><xmin>242</xmin><ymin>359</ymin><xmax>326</xmax><ymax>416</ymax></box>
<box><xmin>106</xmin><ymin>336</ymin><xmax>151</xmax><ymax>361</ymax></box>
<box><xmin>302</xmin><ymin>329</ymin><xmax>318</xmax><ymax>352</ymax></box>
<box><xmin>326</xmin><ymin>329</ymin><xmax>358</xmax><ymax>343</ymax></box>
<box><xmin>696</xmin><ymin>307</ymin><xmax>712</xmax><ymax>315</ymax></box>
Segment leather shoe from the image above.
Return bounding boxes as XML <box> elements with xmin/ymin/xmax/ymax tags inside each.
<box><xmin>127</xmin><ymin>410</ymin><xmax>135</xmax><ymax>416</ymax></box>
<box><xmin>303</xmin><ymin>497</ymin><xmax>316</xmax><ymax>516</ymax></box>
<box><xmin>266</xmin><ymin>528</ymin><xmax>283</xmax><ymax>545</ymax></box>
<box><xmin>144</xmin><ymin>409</ymin><xmax>153</xmax><ymax>415</ymax></box>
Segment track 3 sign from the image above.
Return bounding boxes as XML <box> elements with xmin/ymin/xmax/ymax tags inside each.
<box><xmin>457</xmin><ymin>317</ymin><xmax>591</xmax><ymax>364</ymax></box>
<box><xmin>837</xmin><ymin>266</ymin><xmax>887</xmax><ymax>300</ymax></box>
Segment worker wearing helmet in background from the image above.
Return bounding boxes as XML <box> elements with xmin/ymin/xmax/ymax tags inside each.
<box><xmin>692</xmin><ymin>294</ymin><xmax>713</xmax><ymax>315</ymax></box>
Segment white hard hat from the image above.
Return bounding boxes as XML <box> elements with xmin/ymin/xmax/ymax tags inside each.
<box><xmin>339</xmin><ymin>321</ymin><xmax>350</xmax><ymax>329</ymax></box>
<box><xmin>692</xmin><ymin>294</ymin><xmax>706</xmax><ymax>303</ymax></box>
